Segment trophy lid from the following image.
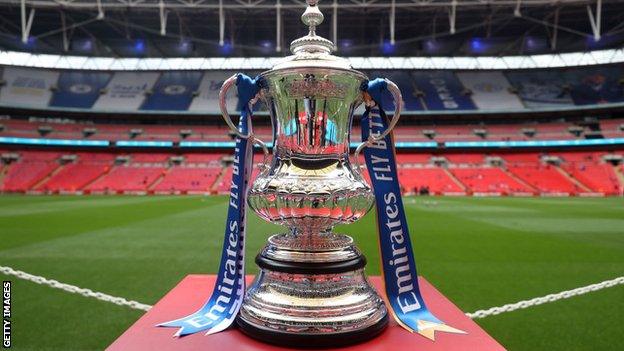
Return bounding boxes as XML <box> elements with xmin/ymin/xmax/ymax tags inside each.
<box><xmin>268</xmin><ymin>0</ymin><xmax>356</xmax><ymax>72</ymax></box>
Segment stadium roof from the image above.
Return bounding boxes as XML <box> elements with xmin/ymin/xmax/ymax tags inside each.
<box><xmin>0</xmin><ymin>0</ymin><xmax>623</xmax><ymax>58</ymax></box>
<box><xmin>2</xmin><ymin>47</ymin><xmax>623</xmax><ymax>70</ymax></box>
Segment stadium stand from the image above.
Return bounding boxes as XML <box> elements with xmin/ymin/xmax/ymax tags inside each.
<box><xmin>444</xmin><ymin>154</ymin><xmax>485</xmax><ymax>164</ymax></box>
<box><xmin>561</xmin><ymin>162</ymin><xmax>622</xmax><ymax>195</ymax></box>
<box><xmin>506</xmin><ymin>164</ymin><xmax>583</xmax><ymax>195</ymax></box>
<box><xmin>0</xmin><ymin>118</ymin><xmax>272</xmax><ymax>142</ymax></box>
<box><xmin>1</xmin><ymin>160</ymin><xmax>60</xmax><ymax>192</ymax></box>
<box><xmin>0</xmin><ymin>151</ymin><xmax>61</xmax><ymax>192</ymax></box>
<box><xmin>600</xmin><ymin>119</ymin><xmax>624</xmax><ymax>138</ymax></box>
<box><xmin>0</xmin><ymin>67</ymin><xmax>622</xmax><ymax>197</ymax></box>
<box><xmin>38</xmin><ymin>163</ymin><xmax>110</xmax><ymax>193</ymax></box>
<box><xmin>500</xmin><ymin>153</ymin><xmax>542</xmax><ymax>164</ymax></box>
<box><xmin>398</xmin><ymin>167</ymin><xmax>465</xmax><ymax>195</ymax></box>
<box><xmin>183</xmin><ymin>153</ymin><xmax>224</xmax><ymax>163</ymax></box>
<box><xmin>396</xmin><ymin>154</ymin><xmax>432</xmax><ymax>164</ymax></box>
<box><xmin>214</xmin><ymin>168</ymin><xmax>233</xmax><ymax>194</ymax></box>
<box><xmin>1</xmin><ymin>65</ymin><xmax>624</xmax><ymax>113</ymax></box>
<box><xmin>450</xmin><ymin>167</ymin><xmax>532</xmax><ymax>195</ymax></box>
<box><xmin>131</xmin><ymin>153</ymin><xmax>172</xmax><ymax>163</ymax></box>
<box><xmin>154</xmin><ymin>167</ymin><xmax>222</xmax><ymax>194</ymax></box>
<box><xmin>85</xmin><ymin>166</ymin><xmax>167</xmax><ymax>194</ymax></box>
<box><xmin>1</xmin><ymin>148</ymin><xmax>622</xmax><ymax>196</ymax></box>
<box><xmin>0</xmin><ymin>117</ymin><xmax>610</xmax><ymax>143</ymax></box>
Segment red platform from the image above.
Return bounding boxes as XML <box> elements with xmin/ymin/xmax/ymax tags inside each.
<box><xmin>108</xmin><ymin>275</ymin><xmax>506</xmax><ymax>351</ymax></box>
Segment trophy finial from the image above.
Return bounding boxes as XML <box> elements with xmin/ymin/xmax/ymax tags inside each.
<box><xmin>290</xmin><ymin>0</ymin><xmax>335</xmax><ymax>54</ymax></box>
<box><xmin>301</xmin><ymin>0</ymin><xmax>324</xmax><ymax>31</ymax></box>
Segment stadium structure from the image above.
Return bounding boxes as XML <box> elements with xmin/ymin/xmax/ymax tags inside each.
<box><xmin>0</xmin><ymin>0</ymin><xmax>623</xmax><ymax>198</ymax></box>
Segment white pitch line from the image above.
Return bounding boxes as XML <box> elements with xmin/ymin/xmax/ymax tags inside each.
<box><xmin>2</xmin><ymin>265</ymin><xmax>622</xmax><ymax>319</ymax></box>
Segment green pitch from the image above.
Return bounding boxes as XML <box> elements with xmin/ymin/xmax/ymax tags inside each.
<box><xmin>0</xmin><ymin>195</ymin><xmax>623</xmax><ymax>350</ymax></box>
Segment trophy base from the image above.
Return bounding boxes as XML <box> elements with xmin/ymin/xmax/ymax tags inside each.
<box><xmin>237</xmin><ymin>311</ymin><xmax>388</xmax><ymax>348</ymax></box>
<box><xmin>237</xmin><ymin>233</ymin><xmax>388</xmax><ymax>348</ymax></box>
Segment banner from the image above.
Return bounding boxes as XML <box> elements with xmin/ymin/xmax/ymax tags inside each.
<box><xmin>0</xmin><ymin>67</ymin><xmax>59</xmax><ymax>108</ymax></box>
<box><xmin>140</xmin><ymin>72</ymin><xmax>203</xmax><ymax>111</ymax></box>
<box><xmin>189</xmin><ymin>71</ymin><xmax>237</xmax><ymax>114</ymax></box>
<box><xmin>457</xmin><ymin>71</ymin><xmax>524</xmax><ymax>110</ymax></box>
<box><xmin>505</xmin><ymin>70</ymin><xmax>573</xmax><ymax>108</ymax></box>
<box><xmin>93</xmin><ymin>72</ymin><xmax>159</xmax><ymax>111</ymax></box>
<box><xmin>563</xmin><ymin>66</ymin><xmax>624</xmax><ymax>105</ymax></box>
<box><xmin>411</xmin><ymin>71</ymin><xmax>476</xmax><ymax>110</ymax></box>
<box><xmin>50</xmin><ymin>71</ymin><xmax>112</xmax><ymax>108</ymax></box>
<box><xmin>361</xmin><ymin>79</ymin><xmax>465</xmax><ymax>340</ymax></box>
<box><xmin>159</xmin><ymin>74</ymin><xmax>257</xmax><ymax>336</ymax></box>
<box><xmin>367</xmin><ymin>70</ymin><xmax>424</xmax><ymax>112</ymax></box>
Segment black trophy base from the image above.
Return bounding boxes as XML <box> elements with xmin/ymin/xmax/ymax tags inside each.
<box><xmin>236</xmin><ymin>313</ymin><xmax>389</xmax><ymax>349</ymax></box>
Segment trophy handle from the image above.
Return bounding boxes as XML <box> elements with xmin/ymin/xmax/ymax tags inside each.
<box><xmin>219</xmin><ymin>74</ymin><xmax>270</xmax><ymax>165</ymax></box>
<box><xmin>353</xmin><ymin>78</ymin><xmax>403</xmax><ymax>172</ymax></box>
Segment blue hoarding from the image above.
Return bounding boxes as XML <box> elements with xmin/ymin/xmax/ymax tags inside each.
<box><xmin>140</xmin><ymin>72</ymin><xmax>203</xmax><ymax>111</ymax></box>
<box><xmin>366</xmin><ymin>70</ymin><xmax>425</xmax><ymax>112</ymax></box>
<box><xmin>505</xmin><ymin>70</ymin><xmax>573</xmax><ymax>108</ymax></box>
<box><xmin>411</xmin><ymin>71</ymin><xmax>477</xmax><ymax>110</ymax></box>
<box><xmin>563</xmin><ymin>66</ymin><xmax>624</xmax><ymax>105</ymax></box>
<box><xmin>49</xmin><ymin>71</ymin><xmax>112</xmax><ymax>108</ymax></box>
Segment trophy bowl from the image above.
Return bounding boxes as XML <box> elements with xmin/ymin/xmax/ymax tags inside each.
<box><xmin>218</xmin><ymin>1</ymin><xmax>403</xmax><ymax>347</ymax></box>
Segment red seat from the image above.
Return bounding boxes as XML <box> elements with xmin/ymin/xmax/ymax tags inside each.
<box><xmin>450</xmin><ymin>167</ymin><xmax>532</xmax><ymax>194</ymax></box>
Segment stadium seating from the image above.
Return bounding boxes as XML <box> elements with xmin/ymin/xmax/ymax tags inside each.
<box><xmin>153</xmin><ymin>167</ymin><xmax>221</xmax><ymax>194</ymax></box>
<box><xmin>0</xmin><ymin>117</ymin><xmax>613</xmax><ymax>144</ymax></box>
<box><xmin>85</xmin><ymin>166</ymin><xmax>167</xmax><ymax>193</ymax></box>
<box><xmin>444</xmin><ymin>154</ymin><xmax>485</xmax><ymax>164</ymax></box>
<box><xmin>1</xmin><ymin>161</ymin><xmax>59</xmax><ymax>192</ymax></box>
<box><xmin>600</xmin><ymin>118</ymin><xmax>624</xmax><ymax>138</ymax></box>
<box><xmin>0</xmin><ymin>148</ymin><xmax>621</xmax><ymax>196</ymax></box>
<box><xmin>561</xmin><ymin>163</ymin><xmax>622</xmax><ymax>195</ymax></box>
<box><xmin>214</xmin><ymin>167</ymin><xmax>233</xmax><ymax>194</ymax></box>
<box><xmin>131</xmin><ymin>153</ymin><xmax>171</xmax><ymax>163</ymax></box>
<box><xmin>450</xmin><ymin>167</ymin><xmax>532</xmax><ymax>194</ymax></box>
<box><xmin>500</xmin><ymin>153</ymin><xmax>542</xmax><ymax>164</ymax></box>
<box><xmin>507</xmin><ymin>164</ymin><xmax>582</xmax><ymax>195</ymax></box>
<box><xmin>19</xmin><ymin>150</ymin><xmax>62</xmax><ymax>161</ymax></box>
<box><xmin>0</xmin><ymin>119</ymin><xmax>278</xmax><ymax>143</ymax></box>
<box><xmin>213</xmin><ymin>158</ymin><xmax>266</xmax><ymax>194</ymax></box>
<box><xmin>75</xmin><ymin>152</ymin><xmax>117</xmax><ymax>162</ymax></box>
<box><xmin>38</xmin><ymin>163</ymin><xmax>109</xmax><ymax>192</ymax></box>
<box><xmin>398</xmin><ymin>167</ymin><xmax>465</xmax><ymax>194</ymax></box>
<box><xmin>395</xmin><ymin>153</ymin><xmax>432</xmax><ymax>164</ymax></box>
<box><xmin>184</xmin><ymin>153</ymin><xmax>224</xmax><ymax>163</ymax></box>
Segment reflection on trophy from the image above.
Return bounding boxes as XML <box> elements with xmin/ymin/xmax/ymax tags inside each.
<box><xmin>219</xmin><ymin>0</ymin><xmax>402</xmax><ymax>346</ymax></box>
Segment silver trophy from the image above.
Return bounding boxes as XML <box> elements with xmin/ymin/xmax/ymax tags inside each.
<box><xmin>219</xmin><ymin>0</ymin><xmax>402</xmax><ymax>346</ymax></box>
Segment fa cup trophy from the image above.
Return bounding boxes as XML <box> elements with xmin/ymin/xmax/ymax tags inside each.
<box><xmin>159</xmin><ymin>0</ymin><xmax>464</xmax><ymax>348</ymax></box>
<box><xmin>162</xmin><ymin>0</ymin><xmax>466</xmax><ymax>347</ymax></box>
<box><xmin>217</xmin><ymin>0</ymin><xmax>402</xmax><ymax>347</ymax></box>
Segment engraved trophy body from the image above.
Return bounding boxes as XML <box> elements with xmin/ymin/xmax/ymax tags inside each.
<box><xmin>219</xmin><ymin>1</ymin><xmax>402</xmax><ymax>346</ymax></box>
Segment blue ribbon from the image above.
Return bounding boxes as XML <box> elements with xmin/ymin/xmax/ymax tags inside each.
<box><xmin>158</xmin><ymin>74</ymin><xmax>258</xmax><ymax>336</ymax></box>
<box><xmin>361</xmin><ymin>78</ymin><xmax>461</xmax><ymax>338</ymax></box>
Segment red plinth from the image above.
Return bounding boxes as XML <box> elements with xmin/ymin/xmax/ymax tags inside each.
<box><xmin>108</xmin><ymin>275</ymin><xmax>506</xmax><ymax>351</ymax></box>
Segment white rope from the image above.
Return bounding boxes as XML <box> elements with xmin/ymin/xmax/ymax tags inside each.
<box><xmin>2</xmin><ymin>264</ymin><xmax>621</xmax><ymax>319</ymax></box>
<box><xmin>467</xmin><ymin>276</ymin><xmax>624</xmax><ymax>319</ymax></box>
<box><xmin>0</xmin><ymin>265</ymin><xmax>152</xmax><ymax>312</ymax></box>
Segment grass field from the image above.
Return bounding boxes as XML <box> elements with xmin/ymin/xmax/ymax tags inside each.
<box><xmin>0</xmin><ymin>195</ymin><xmax>623</xmax><ymax>351</ymax></box>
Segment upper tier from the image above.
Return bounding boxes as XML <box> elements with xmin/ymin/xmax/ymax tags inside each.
<box><xmin>1</xmin><ymin>64</ymin><xmax>623</xmax><ymax>115</ymax></box>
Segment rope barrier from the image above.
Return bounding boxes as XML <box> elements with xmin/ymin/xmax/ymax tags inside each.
<box><xmin>0</xmin><ymin>265</ymin><xmax>152</xmax><ymax>312</ymax></box>
<box><xmin>3</xmin><ymin>264</ymin><xmax>622</xmax><ymax>319</ymax></box>
<box><xmin>467</xmin><ymin>276</ymin><xmax>624</xmax><ymax>319</ymax></box>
